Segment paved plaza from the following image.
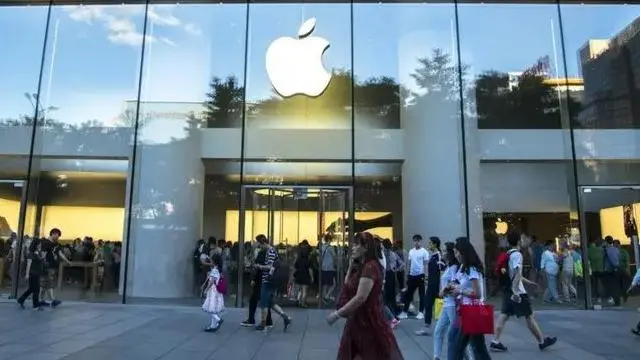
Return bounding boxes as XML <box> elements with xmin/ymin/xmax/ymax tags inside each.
<box><xmin>0</xmin><ymin>302</ymin><xmax>638</xmax><ymax>360</ymax></box>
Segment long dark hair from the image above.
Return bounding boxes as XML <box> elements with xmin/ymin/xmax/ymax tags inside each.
<box><xmin>444</xmin><ymin>242</ymin><xmax>459</xmax><ymax>267</ymax></box>
<box><xmin>454</xmin><ymin>237</ymin><xmax>484</xmax><ymax>275</ymax></box>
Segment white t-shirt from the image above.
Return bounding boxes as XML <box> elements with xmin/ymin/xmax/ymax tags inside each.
<box><xmin>440</xmin><ymin>265</ymin><xmax>459</xmax><ymax>307</ymax></box>
<box><xmin>455</xmin><ymin>266</ymin><xmax>485</xmax><ymax>305</ymax></box>
<box><xmin>508</xmin><ymin>250</ymin><xmax>527</xmax><ymax>295</ymax></box>
<box><xmin>408</xmin><ymin>247</ymin><xmax>429</xmax><ymax>276</ymax></box>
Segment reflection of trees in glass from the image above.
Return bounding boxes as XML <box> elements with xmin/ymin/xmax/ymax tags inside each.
<box><xmin>471</xmin><ymin>58</ymin><xmax>581</xmax><ymax>129</ymax></box>
<box><xmin>204</xmin><ymin>76</ymin><xmax>244</xmax><ymax>128</ymax></box>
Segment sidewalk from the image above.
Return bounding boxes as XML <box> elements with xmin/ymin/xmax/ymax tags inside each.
<box><xmin>0</xmin><ymin>302</ymin><xmax>638</xmax><ymax>360</ymax></box>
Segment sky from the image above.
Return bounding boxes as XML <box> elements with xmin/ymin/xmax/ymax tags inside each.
<box><xmin>0</xmin><ymin>2</ymin><xmax>638</xmax><ymax>133</ymax></box>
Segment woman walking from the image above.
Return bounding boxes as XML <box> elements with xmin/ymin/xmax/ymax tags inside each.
<box><xmin>202</xmin><ymin>254</ymin><xmax>225</xmax><ymax>332</ymax></box>
<box><xmin>17</xmin><ymin>238</ymin><xmax>45</xmax><ymax>311</ymax></box>
<box><xmin>326</xmin><ymin>232</ymin><xmax>403</xmax><ymax>360</ymax></box>
<box><xmin>448</xmin><ymin>237</ymin><xmax>492</xmax><ymax>360</ymax></box>
<box><xmin>432</xmin><ymin>242</ymin><xmax>459</xmax><ymax>360</ymax></box>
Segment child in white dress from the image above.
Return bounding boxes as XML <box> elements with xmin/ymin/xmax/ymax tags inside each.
<box><xmin>202</xmin><ymin>254</ymin><xmax>225</xmax><ymax>332</ymax></box>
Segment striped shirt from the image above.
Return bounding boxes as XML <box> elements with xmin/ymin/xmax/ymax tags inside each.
<box><xmin>261</xmin><ymin>246</ymin><xmax>278</xmax><ymax>284</ymax></box>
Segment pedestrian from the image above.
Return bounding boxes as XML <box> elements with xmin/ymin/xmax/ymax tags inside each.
<box><xmin>240</xmin><ymin>242</ymin><xmax>273</xmax><ymax>328</ymax></box>
<box><xmin>40</xmin><ymin>228</ymin><xmax>71</xmax><ymax>308</ymax></box>
<box><xmin>253</xmin><ymin>234</ymin><xmax>291</xmax><ymax>331</ymax></box>
<box><xmin>627</xmin><ymin>268</ymin><xmax>640</xmax><ymax>336</ymax></box>
<box><xmin>326</xmin><ymin>232</ymin><xmax>404</xmax><ymax>360</ymax></box>
<box><xmin>416</xmin><ymin>236</ymin><xmax>443</xmax><ymax>335</ymax></box>
<box><xmin>448</xmin><ymin>237</ymin><xmax>492</xmax><ymax>360</ymax></box>
<box><xmin>17</xmin><ymin>238</ymin><xmax>45</xmax><ymax>311</ymax></box>
<box><xmin>432</xmin><ymin>242</ymin><xmax>459</xmax><ymax>360</ymax></box>
<box><xmin>202</xmin><ymin>254</ymin><xmax>225</xmax><ymax>332</ymax></box>
<box><xmin>398</xmin><ymin>234</ymin><xmax>429</xmax><ymax>320</ymax></box>
<box><xmin>490</xmin><ymin>231</ymin><xmax>557</xmax><ymax>352</ymax></box>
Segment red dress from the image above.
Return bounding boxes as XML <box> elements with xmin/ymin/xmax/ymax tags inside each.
<box><xmin>336</xmin><ymin>260</ymin><xmax>404</xmax><ymax>360</ymax></box>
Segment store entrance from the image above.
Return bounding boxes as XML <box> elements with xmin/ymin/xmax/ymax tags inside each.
<box><xmin>238</xmin><ymin>185</ymin><xmax>353</xmax><ymax>309</ymax></box>
<box><xmin>579</xmin><ymin>186</ymin><xmax>640</xmax><ymax>310</ymax></box>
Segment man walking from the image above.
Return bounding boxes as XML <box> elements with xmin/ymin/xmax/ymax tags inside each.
<box><xmin>241</xmin><ymin>240</ymin><xmax>273</xmax><ymax>328</ymax></box>
<box><xmin>41</xmin><ymin>228</ymin><xmax>71</xmax><ymax>308</ymax></box>
<box><xmin>398</xmin><ymin>234</ymin><xmax>429</xmax><ymax>320</ymax></box>
<box><xmin>416</xmin><ymin>236</ymin><xmax>443</xmax><ymax>335</ymax></box>
<box><xmin>490</xmin><ymin>231</ymin><xmax>557</xmax><ymax>352</ymax></box>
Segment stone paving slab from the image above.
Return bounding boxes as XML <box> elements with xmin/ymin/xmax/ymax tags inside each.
<box><xmin>0</xmin><ymin>302</ymin><xmax>638</xmax><ymax>360</ymax></box>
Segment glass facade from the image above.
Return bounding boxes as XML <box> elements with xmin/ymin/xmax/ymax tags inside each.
<box><xmin>0</xmin><ymin>1</ymin><xmax>638</xmax><ymax>310</ymax></box>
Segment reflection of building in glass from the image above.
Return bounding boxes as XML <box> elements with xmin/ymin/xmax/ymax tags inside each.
<box><xmin>578</xmin><ymin>17</ymin><xmax>640</xmax><ymax>128</ymax></box>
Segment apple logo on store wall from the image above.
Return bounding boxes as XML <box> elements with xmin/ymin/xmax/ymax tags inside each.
<box><xmin>266</xmin><ymin>18</ymin><xmax>331</xmax><ymax>98</ymax></box>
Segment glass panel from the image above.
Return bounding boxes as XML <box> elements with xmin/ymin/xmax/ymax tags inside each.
<box><xmin>318</xmin><ymin>188</ymin><xmax>349</xmax><ymax>309</ymax></box>
<box><xmin>560</xmin><ymin>1</ymin><xmax>640</xmax><ymax>309</ymax></box>
<box><xmin>579</xmin><ymin>187</ymin><xmax>640</xmax><ymax>309</ymax></box>
<box><xmin>26</xmin><ymin>3</ymin><xmax>144</xmax><ymax>303</ymax></box>
<box><xmin>459</xmin><ymin>2</ymin><xmax>579</xmax><ymax>309</ymax></box>
<box><xmin>127</xmin><ymin>2</ymin><xmax>246</xmax><ymax>304</ymax></box>
<box><xmin>353</xmin><ymin>1</ymin><xmax>461</xmax><ymax>318</ymax></box>
<box><xmin>243</xmin><ymin>3</ymin><xmax>352</xmax><ymax>187</ymax></box>
<box><xmin>0</xmin><ymin>2</ymin><xmax>48</xmax><ymax>300</ymax></box>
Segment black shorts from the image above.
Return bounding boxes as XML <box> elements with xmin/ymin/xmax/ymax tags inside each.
<box><xmin>321</xmin><ymin>271</ymin><xmax>336</xmax><ymax>285</ymax></box>
<box><xmin>501</xmin><ymin>293</ymin><xmax>533</xmax><ymax>318</ymax></box>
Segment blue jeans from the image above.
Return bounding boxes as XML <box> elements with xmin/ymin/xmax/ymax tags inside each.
<box><xmin>447</xmin><ymin>316</ymin><xmax>483</xmax><ymax>360</ymax></box>
<box><xmin>434</xmin><ymin>306</ymin><xmax>456</xmax><ymax>359</ymax></box>
<box><xmin>544</xmin><ymin>272</ymin><xmax>560</xmax><ymax>302</ymax></box>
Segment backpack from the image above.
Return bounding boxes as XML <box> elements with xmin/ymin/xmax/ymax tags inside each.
<box><xmin>215</xmin><ymin>274</ymin><xmax>227</xmax><ymax>295</ymax></box>
<box><xmin>494</xmin><ymin>249</ymin><xmax>517</xmax><ymax>290</ymax></box>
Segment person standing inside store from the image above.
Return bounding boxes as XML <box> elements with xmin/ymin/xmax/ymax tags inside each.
<box><xmin>602</xmin><ymin>236</ymin><xmax>621</xmax><ymax>306</ymax></box>
<box><xmin>614</xmin><ymin>240</ymin><xmax>631</xmax><ymax>303</ymax></box>
<box><xmin>627</xmin><ymin>267</ymin><xmax>640</xmax><ymax>336</ymax></box>
<box><xmin>241</xmin><ymin>238</ymin><xmax>272</xmax><ymax>328</ymax></box>
<box><xmin>41</xmin><ymin>228</ymin><xmax>71</xmax><ymax>308</ymax></box>
<box><xmin>587</xmin><ymin>239</ymin><xmax>605</xmax><ymax>303</ymax></box>
<box><xmin>416</xmin><ymin>236</ymin><xmax>443</xmax><ymax>335</ymax></box>
<box><xmin>320</xmin><ymin>234</ymin><xmax>337</xmax><ymax>303</ymax></box>
<box><xmin>398</xmin><ymin>234</ymin><xmax>429</xmax><ymax>320</ymax></box>
<box><xmin>17</xmin><ymin>238</ymin><xmax>45</xmax><ymax>310</ymax></box>
<box><xmin>254</xmin><ymin>234</ymin><xmax>291</xmax><ymax>331</ymax></box>
<box><xmin>490</xmin><ymin>231</ymin><xmax>557</xmax><ymax>352</ymax></box>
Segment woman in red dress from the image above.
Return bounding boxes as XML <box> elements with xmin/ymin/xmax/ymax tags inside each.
<box><xmin>326</xmin><ymin>232</ymin><xmax>404</xmax><ymax>360</ymax></box>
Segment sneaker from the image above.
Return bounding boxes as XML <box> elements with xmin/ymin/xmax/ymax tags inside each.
<box><xmin>40</xmin><ymin>301</ymin><xmax>51</xmax><ymax>307</ymax></box>
<box><xmin>489</xmin><ymin>341</ymin><xmax>508</xmax><ymax>352</ymax></box>
<box><xmin>51</xmin><ymin>300</ymin><xmax>61</xmax><ymax>308</ymax></box>
<box><xmin>398</xmin><ymin>312</ymin><xmax>408</xmax><ymax>320</ymax></box>
<box><xmin>539</xmin><ymin>337</ymin><xmax>557</xmax><ymax>350</ymax></box>
<box><xmin>283</xmin><ymin>316</ymin><xmax>292</xmax><ymax>332</ymax></box>
<box><xmin>240</xmin><ymin>320</ymin><xmax>255</xmax><ymax>327</ymax></box>
<box><xmin>255</xmin><ymin>324</ymin><xmax>267</xmax><ymax>331</ymax></box>
<box><xmin>17</xmin><ymin>300</ymin><xmax>24</xmax><ymax>309</ymax></box>
<box><xmin>631</xmin><ymin>329</ymin><xmax>640</xmax><ymax>337</ymax></box>
<box><xmin>416</xmin><ymin>312</ymin><xmax>425</xmax><ymax>320</ymax></box>
<box><xmin>415</xmin><ymin>327</ymin><xmax>430</xmax><ymax>336</ymax></box>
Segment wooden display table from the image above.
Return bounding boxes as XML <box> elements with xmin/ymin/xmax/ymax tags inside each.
<box><xmin>58</xmin><ymin>261</ymin><xmax>98</xmax><ymax>291</ymax></box>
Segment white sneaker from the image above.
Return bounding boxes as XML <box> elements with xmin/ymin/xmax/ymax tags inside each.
<box><xmin>398</xmin><ymin>312</ymin><xmax>408</xmax><ymax>320</ymax></box>
<box><xmin>416</xmin><ymin>312</ymin><xmax>425</xmax><ymax>320</ymax></box>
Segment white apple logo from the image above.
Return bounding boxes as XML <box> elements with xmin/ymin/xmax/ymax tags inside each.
<box><xmin>266</xmin><ymin>18</ymin><xmax>331</xmax><ymax>98</ymax></box>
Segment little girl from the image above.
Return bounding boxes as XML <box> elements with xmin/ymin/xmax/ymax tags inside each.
<box><xmin>202</xmin><ymin>254</ymin><xmax>225</xmax><ymax>332</ymax></box>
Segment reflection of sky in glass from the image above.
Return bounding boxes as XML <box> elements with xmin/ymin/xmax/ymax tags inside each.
<box><xmin>0</xmin><ymin>3</ymin><xmax>637</xmax><ymax>127</ymax></box>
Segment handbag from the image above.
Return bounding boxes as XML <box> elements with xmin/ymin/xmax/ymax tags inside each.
<box><xmin>433</xmin><ymin>298</ymin><xmax>444</xmax><ymax>320</ymax></box>
<box><xmin>459</xmin><ymin>300</ymin><xmax>494</xmax><ymax>335</ymax></box>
